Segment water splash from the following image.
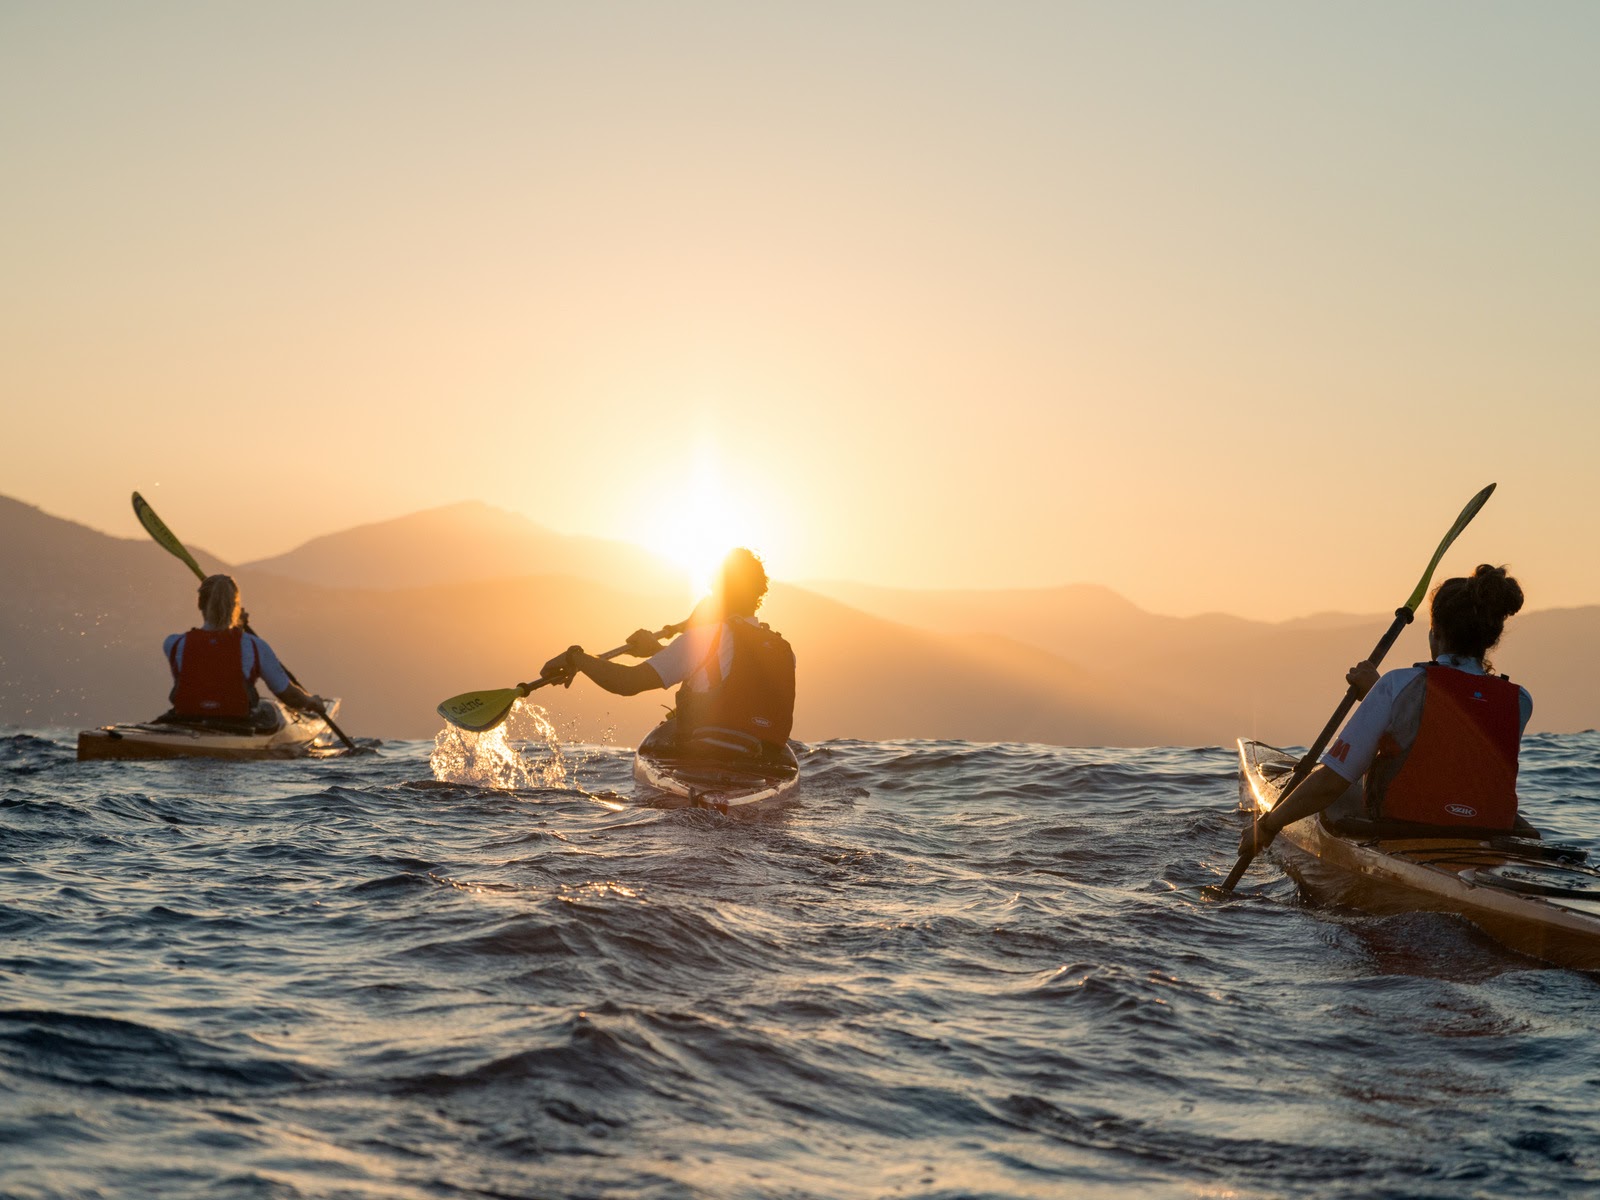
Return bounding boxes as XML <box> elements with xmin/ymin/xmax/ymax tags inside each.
<box><xmin>429</xmin><ymin>700</ymin><xmax>570</xmax><ymax>789</ymax></box>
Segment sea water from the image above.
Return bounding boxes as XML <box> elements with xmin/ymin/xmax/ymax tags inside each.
<box><xmin>3</xmin><ymin>726</ymin><xmax>1599</xmax><ymax>1199</ymax></box>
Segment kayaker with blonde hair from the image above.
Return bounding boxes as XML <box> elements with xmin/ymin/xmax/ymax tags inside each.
<box><xmin>161</xmin><ymin>574</ymin><xmax>326</xmax><ymax>730</ymax></box>
<box><xmin>1241</xmin><ymin>564</ymin><xmax>1532</xmax><ymax>855</ymax></box>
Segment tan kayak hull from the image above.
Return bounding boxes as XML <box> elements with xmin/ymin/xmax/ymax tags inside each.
<box><xmin>1237</xmin><ymin>738</ymin><xmax>1600</xmax><ymax>970</ymax></box>
<box><xmin>77</xmin><ymin>699</ymin><xmax>343</xmax><ymax>762</ymax></box>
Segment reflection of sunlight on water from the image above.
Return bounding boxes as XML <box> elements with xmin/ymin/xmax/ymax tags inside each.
<box><xmin>429</xmin><ymin>701</ymin><xmax>571</xmax><ymax>789</ymax></box>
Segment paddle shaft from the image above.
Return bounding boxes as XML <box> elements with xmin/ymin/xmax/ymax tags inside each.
<box><xmin>1215</xmin><ymin>606</ymin><xmax>1413</xmax><ymax>893</ymax></box>
<box><xmin>1215</xmin><ymin>483</ymin><xmax>1497</xmax><ymax>895</ymax></box>
<box><xmin>132</xmin><ymin>493</ymin><xmax>359</xmax><ymax>751</ymax></box>
<box><xmin>1283</xmin><ymin>607</ymin><xmax>1415</xmax><ymax>794</ymax></box>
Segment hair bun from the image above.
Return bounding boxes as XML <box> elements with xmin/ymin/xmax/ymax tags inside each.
<box><xmin>1470</xmin><ymin>563</ymin><xmax>1524</xmax><ymax>621</ymax></box>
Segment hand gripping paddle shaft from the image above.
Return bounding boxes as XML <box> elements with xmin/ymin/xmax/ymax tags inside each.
<box><xmin>1214</xmin><ymin>483</ymin><xmax>1497</xmax><ymax>895</ymax></box>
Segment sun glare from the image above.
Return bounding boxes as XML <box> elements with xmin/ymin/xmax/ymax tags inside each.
<box><xmin>662</xmin><ymin>526</ymin><xmax>737</xmax><ymax>597</ymax></box>
<box><xmin>643</xmin><ymin>452</ymin><xmax>742</xmax><ymax>596</ymax></box>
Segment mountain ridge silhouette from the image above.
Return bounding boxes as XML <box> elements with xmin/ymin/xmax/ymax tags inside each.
<box><xmin>4</xmin><ymin>493</ymin><xmax>1595</xmax><ymax>744</ymax></box>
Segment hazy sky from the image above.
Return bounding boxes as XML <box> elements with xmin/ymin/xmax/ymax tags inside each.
<box><xmin>3</xmin><ymin>2</ymin><xmax>1596</xmax><ymax>619</ymax></box>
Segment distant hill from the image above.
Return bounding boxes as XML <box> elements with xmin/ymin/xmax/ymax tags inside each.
<box><xmin>802</xmin><ymin>579</ymin><xmax>1600</xmax><ymax>741</ymax></box>
<box><xmin>4</xmin><ymin>493</ymin><xmax>1596</xmax><ymax>745</ymax></box>
<box><xmin>800</xmin><ymin>580</ymin><xmax>1262</xmax><ymax>667</ymax></box>
<box><xmin>241</xmin><ymin>500</ymin><xmax>686</xmax><ymax>594</ymax></box>
<box><xmin>0</xmin><ymin>495</ymin><xmax>222</xmax><ymax>725</ymax></box>
<box><xmin>230</xmin><ymin>576</ymin><xmax>1178</xmax><ymax>746</ymax></box>
<box><xmin>0</xmin><ymin>496</ymin><xmax>1170</xmax><ymax>743</ymax></box>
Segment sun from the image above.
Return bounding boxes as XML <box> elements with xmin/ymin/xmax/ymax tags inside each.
<box><xmin>641</xmin><ymin>451</ymin><xmax>743</xmax><ymax>596</ymax></box>
<box><xmin>629</xmin><ymin>437</ymin><xmax>792</xmax><ymax>599</ymax></box>
<box><xmin>658</xmin><ymin>525</ymin><xmax>737</xmax><ymax>598</ymax></box>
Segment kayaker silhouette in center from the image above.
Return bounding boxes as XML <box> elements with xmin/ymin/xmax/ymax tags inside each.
<box><xmin>542</xmin><ymin>547</ymin><xmax>797</xmax><ymax>768</ymax></box>
<box><xmin>1241</xmin><ymin>564</ymin><xmax>1532</xmax><ymax>855</ymax></box>
<box><xmin>161</xmin><ymin>574</ymin><xmax>329</xmax><ymax>732</ymax></box>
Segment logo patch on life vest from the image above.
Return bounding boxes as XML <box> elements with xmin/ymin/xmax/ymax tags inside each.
<box><xmin>752</xmin><ymin>717</ymin><xmax>771</xmax><ymax>728</ymax></box>
<box><xmin>1445</xmin><ymin>803</ymin><xmax>1478</xmax><ymax>818</ymax></box>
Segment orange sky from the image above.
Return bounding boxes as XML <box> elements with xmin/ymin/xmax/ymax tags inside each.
<box><xmin>3</xmin><ymin>4</ymin><xmax>1596</xmax><ymax>620</ymax></box>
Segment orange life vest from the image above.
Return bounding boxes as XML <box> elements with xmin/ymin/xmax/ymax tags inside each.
<box><xmin>168</xmin><ymin>627</ymin><xmax>258</xmax><ymax>719</ymax></box>
<box><xmin>675</xmin><ymin>619</ymin><xmax>796</xmax><ymax>752</ymax></box>
<box><xmin>1366</xmin><ymin>664</ymin><xmax>1521</xmax><ymax>830</ymax></box>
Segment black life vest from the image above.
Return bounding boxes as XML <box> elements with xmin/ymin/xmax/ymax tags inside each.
<box><xmin>674</xmin><ymin>618</ymin><xmax>796</xmax><ymax>753</ymax></box>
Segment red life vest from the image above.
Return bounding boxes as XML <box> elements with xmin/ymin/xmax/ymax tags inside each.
<box><xmin>168</xmin><ymin>627</ymin><xmax>258</xmax><ymax>719</ymax></box>
<box><xmin>1367</xmin><ymin>664</ymin><xmax>1521</xmax><ymax>830</ymax></box>
<box><xmin>675</xmin><ymin>619</ymin><xmax>796</xmax><ymax>752</ymax></box>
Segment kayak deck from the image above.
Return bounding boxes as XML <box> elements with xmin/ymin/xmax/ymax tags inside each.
<box><xmin>1237</xmin><ymin>738</ymin><xmax>1600</xmax><ymax>970</ymax></box>
<box><xmin>632</xmin><ymin>748</ymin><xmax>800</xmax><ymax>814</ymax></box>
<box><xmin>77</xmin><ymin>699</ymin><xmax>344</xmax><ymax>762</ymax></box>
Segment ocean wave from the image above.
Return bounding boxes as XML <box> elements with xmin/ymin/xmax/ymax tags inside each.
<box><xmin>0</xmin><ymin>1009</ymin><xmax>323</xmax><ymax>1098</ymax></box>
<box><xmin>2</xmin><ymin>734</ymin><xmax>1598</xmax><ymax>1198</ymax></box>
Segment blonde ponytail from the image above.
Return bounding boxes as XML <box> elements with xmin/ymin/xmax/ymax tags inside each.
<box><xmin>198</xmin><ymin>575</ymin><xmax>242</xmax><ymax>629</ymax></box>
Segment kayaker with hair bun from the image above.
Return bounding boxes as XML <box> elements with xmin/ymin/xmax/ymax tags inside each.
<box><xmin>1241</xmin><ymin>564</ymin><xmax>1533</xmax><ymax>855</ymax></box>
<box><xmin>161</xmin><ymin>574</ymin><xmax>327</xmax><ymax>730</ymax></box>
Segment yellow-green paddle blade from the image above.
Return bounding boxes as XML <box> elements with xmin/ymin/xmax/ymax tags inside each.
<box><xmin>436</xmin><ymin>687</ymin><xmax>528</xmax><ymax>732</ymax></box>
<box><xmin>1403</xmin><ymin>482</ymin><xmax>1497</xmax><ymax>612</ymax></box>
<box><xmin>132</xmin><ymin>491</ymin><xmax>206</xmax><ymax>581</ymax></box>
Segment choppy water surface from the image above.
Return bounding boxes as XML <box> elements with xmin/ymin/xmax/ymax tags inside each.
<box><xmin>3</xmin><ymin>726</ymin><xmax>1599</xmax><ymax>1199</ymax></box>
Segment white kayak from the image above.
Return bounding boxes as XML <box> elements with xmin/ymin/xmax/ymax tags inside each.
<box><xmin>77</xmin><ymin>698</ymin><xmax>344</xmax><ymax>762</ymax></box>
<box><xmin>632</xmin><ymin>742</ymin><xmax>801</xmax><ymax>814</ymax></box>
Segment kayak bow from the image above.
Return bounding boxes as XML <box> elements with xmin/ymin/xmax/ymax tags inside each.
<box><xmin>1236</xmin><ymin>738</ymin><xmax>1600</xmax><ymax>970</ymax></box>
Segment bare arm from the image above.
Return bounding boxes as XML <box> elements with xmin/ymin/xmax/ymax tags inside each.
<box><xmin>1238</xmin><ymin>765</ymin><xmax>1351</xmax><ymax>857</ymax></box>
<box><xmin>272</xmin><ymin>681</ymin><xmax>326</xmax><ymax>715</ymax></box>
<box><xmin>578</xmin><ymin>655</ymin><xmax>666</xmax><ymax>696</ymax></box>
<box><xmin>1237</xmin><ymin>659</ymin><xmax>1382</xmax><ymax>857</ymax></box>
<box><xmin>541</xmin><ymin>646</ymin><xmax>666</xmax><ymax>697</ymax></box>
